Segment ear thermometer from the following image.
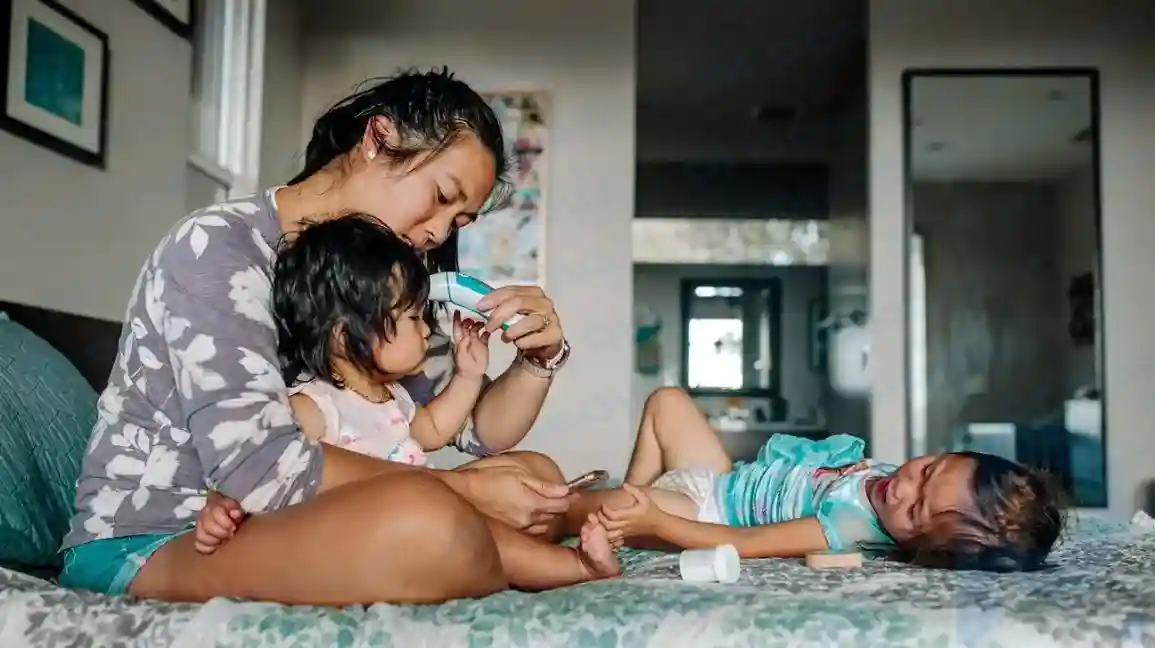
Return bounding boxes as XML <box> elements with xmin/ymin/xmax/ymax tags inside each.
<box><xmin>427</xmin><ymin>271</ymin><xmax>525</xmax><ymax>330</ymax></box>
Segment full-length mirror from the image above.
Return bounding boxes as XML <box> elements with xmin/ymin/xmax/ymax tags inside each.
<box><xmin>904</xmin><ymin>70</ymin><xmax>1105</xmax><ymax>507</ymax></box>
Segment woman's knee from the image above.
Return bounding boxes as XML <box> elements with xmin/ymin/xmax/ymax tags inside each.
<box><xmin>499</xmin><ymin>450</ymin><xmax>565</xmax><ymax>483</ymax></box>
<box><xmin>361</xmin><ymin>473</ymin><xmax>506</xmax><ymax>593</ymax></box>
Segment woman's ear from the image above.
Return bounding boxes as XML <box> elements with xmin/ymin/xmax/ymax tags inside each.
<box><xmin>360</xmin><ymin>115</ymin><xmax>394</xmax><ymax>163</ymax></box>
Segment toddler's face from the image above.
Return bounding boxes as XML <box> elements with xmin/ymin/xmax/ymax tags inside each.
<box><xmin>373</xmin><ymin>302</ymin><xmax>431</xmax><ymax>376</ymax></box>
<box><xmin>867</xmin><ymin>453</ymin><xmax>976</xmax><ymax>543</ymax></box>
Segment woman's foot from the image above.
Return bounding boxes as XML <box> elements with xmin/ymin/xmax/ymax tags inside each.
<box><xmin>577</xmin><ymin>514</ymin><xmax>621</xmax><ymax>580</ymax></box>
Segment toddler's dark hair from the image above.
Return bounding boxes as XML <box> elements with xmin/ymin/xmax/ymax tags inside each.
<box><xmin>894</xmin><ymin>452</ymin><xmax>1067</xmax><ymax>572</ymax></box>
<box><xmin>272</xmin><ymin>214</ymin><xmax>430</xmax><ymax>386</ymax></box>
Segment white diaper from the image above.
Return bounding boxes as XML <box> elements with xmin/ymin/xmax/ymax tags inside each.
<box><xmin>651</xmin><ymin>468</ymin><xmax>725</xmax><ymax>524</ymax></box>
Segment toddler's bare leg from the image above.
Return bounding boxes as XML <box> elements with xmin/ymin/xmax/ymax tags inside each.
<box><xmin>563</xmin><ymin>485</ymin><xmax>698</xmax><ymax>536</ymax></box>
<box><xmin>624</xmin><ymin>387</ymin><xmax>732</xmax><ymax>485</ymax></box>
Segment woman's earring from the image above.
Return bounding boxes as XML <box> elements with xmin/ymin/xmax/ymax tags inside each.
<box><xmin>366</xmin><ymin>148</ymin><xmax>377</xmax><ymax>162</ymax></box>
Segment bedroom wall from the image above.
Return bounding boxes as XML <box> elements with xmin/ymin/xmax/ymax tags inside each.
<box><xmin>870</xmin><ymin>0</ymin><xmax>1155</xmax><ymax>518</ymax></box>
<box><xmin>0</xmin><ymin>0</ymin><xmax>192</xmax><ymax>321</ymax></box>
<box><xmin>296</xmin><ymin>0</ymin><xmax>637</xmax><ymax>476</ymax></box>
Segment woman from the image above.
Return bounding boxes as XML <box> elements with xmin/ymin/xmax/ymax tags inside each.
<box><xmin>59</xmin><ymin>69</ymin><xmax>577</xmax><ymax>605</ymax></box>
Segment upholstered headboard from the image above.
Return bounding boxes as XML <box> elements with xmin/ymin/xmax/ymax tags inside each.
<box><xmin>0</xmin><ymin>301</ymin><xmax>122</xmax><ymax>391</ymax></box>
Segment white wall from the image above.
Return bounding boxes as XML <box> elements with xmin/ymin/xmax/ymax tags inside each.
<box><xmin>870</xmin><ymin>0</ymin><xmax>1155</xmax><ymax>518</ymax></box>
<box><xmin>298</xmin><ymin>0</ymin><xmax>636</xmax><ymax>477</ymax></box>
<box><xmin>0</xmin><ymin>0</ymin><xmax>191</xmax><ymax>320</ymax></box>
<box><xmin>259</xmin><ymin>0</ymin><xmax>305</xmax><ymax>188</ymax></box>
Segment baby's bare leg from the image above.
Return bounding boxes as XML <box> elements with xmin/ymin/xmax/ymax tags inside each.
<box><xmin>483</xmin><ymin>517</ymin><xmax>617</xmax><ymax>591</ymax></box>
<box><xmin>625</xmin><ymin>387</ymin><xmax>733</xmax><ymax>485</ymax></box>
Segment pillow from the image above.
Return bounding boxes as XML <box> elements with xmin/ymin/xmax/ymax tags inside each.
<box><xmin>0</xmin><ymin>318</ymin><xmax>97</xmax><ymax>573</ymax></box>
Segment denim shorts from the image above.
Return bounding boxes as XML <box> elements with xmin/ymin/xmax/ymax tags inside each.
<box><xmin>59</xmin><ymin>531</ymin><xmax>189</xmax><ymax>596</ymax></box>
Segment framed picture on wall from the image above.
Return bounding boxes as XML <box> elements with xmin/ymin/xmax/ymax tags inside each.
<box><xmin>0</xmin><ymin>0</ymin><xmax>110</xmax><ymax>168</ymax></box>
<box><xmin>130</xmin><ymin>0</ymin><xmax>193</xmax><ymax>39</ymax></box>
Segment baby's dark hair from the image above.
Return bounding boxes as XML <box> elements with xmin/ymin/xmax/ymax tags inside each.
<box><xmin>272</xmin><ymin>214</ymin><xmax>430</xmax><ymax>386</ymax></box>
<box><xmin>894</xmin><ymin>452</ymin><xmax>1067</xmax><ymax>572</ymax></box>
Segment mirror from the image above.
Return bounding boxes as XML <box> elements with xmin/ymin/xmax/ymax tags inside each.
<box><xmin>680</xmin><ymin>278</ymin><xmax>782</xmax><ymax>395</ymax></box>
<box><xmin>904</xmin><ymin>70</ymin><xmax>1105</xmax><ymax>506</ymax></box>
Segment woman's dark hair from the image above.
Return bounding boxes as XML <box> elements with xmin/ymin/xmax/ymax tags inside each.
<box><xmin>288</xmin><ymin>67</ymin><xmax>512</xmax><ymax>275</ymax></box>
<box><xmin>892</xmin><ymin>452</ymin><xmax>1067</xmax><ymax>572</ymax></box>
<box><xmin>272</xmin><ymin>214</ymin><xmax>430</xmax><ymax>386</ymax></box>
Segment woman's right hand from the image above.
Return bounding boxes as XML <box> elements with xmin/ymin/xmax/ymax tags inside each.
<box><xmin>455</xmin><ymin>466</ymin><xmax>572</xmax><ymax>532</ymax></box>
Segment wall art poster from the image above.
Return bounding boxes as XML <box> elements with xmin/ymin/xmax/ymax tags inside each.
<box><xmin>457</xmin><ymin>91</ymin><xmax>548</xmax><ymax>286</ymax></box>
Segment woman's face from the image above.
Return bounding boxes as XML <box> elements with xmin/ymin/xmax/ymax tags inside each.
<box><xmin>344</xmin><ymin>126</ymin><xmax>498</xmax><ymax>253</ymax></box>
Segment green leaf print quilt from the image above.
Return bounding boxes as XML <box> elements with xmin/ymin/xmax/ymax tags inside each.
<box><xmin>1</xmin><ymin>517</ymin><xmax>1152</xmax><ymax>647</ymax></box>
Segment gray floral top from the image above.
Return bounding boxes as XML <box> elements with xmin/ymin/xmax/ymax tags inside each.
<box><xmin>62</xmin><ymin>190</ymin><xmax>488</xmax><ymax>549</ymax></box>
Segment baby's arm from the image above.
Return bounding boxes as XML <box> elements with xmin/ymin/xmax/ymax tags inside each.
<box><xmin>409</xmin><ymin>374</ymin><xmax>485</xmax><ymax>450</ymax></box>
<box><xmin>288</xmin><ymin>393</ymin><xmax>331</xmax><ymax>443</ymax></box>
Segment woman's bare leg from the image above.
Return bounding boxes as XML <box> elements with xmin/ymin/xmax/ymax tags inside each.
<box><xmin>132</xmin><ymin>470</ymin><xmax>616</xmax><ymax>604</ymax></box>
<box><xmin>624</xmin><ymin>387</ymin><xmax>733</xmax><ymax>485</ymax></box>
<box><xmin>131</xmin><ymin>472</ymin><xmax>506</xmax><ymax>605</ymax></box>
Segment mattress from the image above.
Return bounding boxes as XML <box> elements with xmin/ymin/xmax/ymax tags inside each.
<box><xmin>1</xmin><ymin>517</ymin><xmax>1151</xmax><ymax>647</ymax></box>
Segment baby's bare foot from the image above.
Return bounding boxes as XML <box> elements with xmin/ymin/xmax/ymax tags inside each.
<box><xmin>578</xmin><ymin>513</ymin><xmax>621</xmax><ymax>580</ymax></box>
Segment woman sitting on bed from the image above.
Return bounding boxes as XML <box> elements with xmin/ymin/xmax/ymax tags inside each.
<box><xmin>566</xmin><ymin>387</ymin><xmax>1066</xmax><ymax>572</ymax></box>
<box><xmin>60</xmin><ymin>69</ymin><xmax>587</xmax><ymax>606</ymax></box>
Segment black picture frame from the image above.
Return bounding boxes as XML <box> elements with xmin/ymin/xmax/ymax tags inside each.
<box><xmin>0</xmin><ymin>0</ymin><xmax>111</xmax><ymax>169</ymax></box>
<box><xmin>131</xmin><ymin>0</ymin><xmax>194</xmax><ymax>40</ymax></box>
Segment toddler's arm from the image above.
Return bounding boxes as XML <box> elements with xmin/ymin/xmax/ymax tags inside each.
<box><xmin>601</xmin><ymin>485</ymin><xmax>830</xmax><ymax>558</ymax></box>
<box><xmin>409</xmin><ymin>374</ymin><xmax>485</xmax><ymax>450</ymax></box>
<box><xmin>646</xmin><ymin>514</ymin><xmax>828</xmax><ymax>558</ymax></box>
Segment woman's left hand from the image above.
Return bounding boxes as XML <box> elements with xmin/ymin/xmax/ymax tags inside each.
<box><xmin>477</xmin><ymin>285</ymin><xmax>565</xmax><ymax>360</ymax></box>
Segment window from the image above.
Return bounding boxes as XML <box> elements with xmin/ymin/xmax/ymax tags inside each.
<box><xmin>188</xmin><ymin>0</ymin><xmax>267</xmax><ymax>199</ymax></box>
<box><xmin>680</xmin><ymin>278</ymin><xmax>782</xmax><ymax>397</ymax></box>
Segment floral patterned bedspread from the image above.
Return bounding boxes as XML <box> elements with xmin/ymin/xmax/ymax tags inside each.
<box><xmin>2</xmin><ymin>517</ymin><xmax>1153</xmax><ymax>648</ymax></box>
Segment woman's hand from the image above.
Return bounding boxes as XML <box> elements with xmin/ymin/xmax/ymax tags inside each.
<box><xmin>451</xmin><ymin>312</ymin><xmax>490</xmax><ymax>378</ymax></box>
<box><xmin>458</xmin><ymin>465</ymin><xmax>572</xmax><ymax>532</ymax></box>
<box><xmin>477</xmin><ymin>285</ymin><xmax>564</xmax><ymax>360</ymax></box>
<box><xmin>598</xmin><ymin>484</ymin><xmax>666</xmax><ymax>545</ymax></box>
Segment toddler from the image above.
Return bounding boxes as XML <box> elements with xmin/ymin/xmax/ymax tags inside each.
<box><xmin>568</xmin><ymin>387</ymin><xmax>1065</xmax><ymax>572</ymax></box>
<box><xmin>195</xmin><ymin>215</ymin><xmax>618</xmax><ymax>586</ymax></box>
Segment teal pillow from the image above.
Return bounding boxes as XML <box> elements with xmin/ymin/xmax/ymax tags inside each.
<box><xmin>0</xmin><ymin>317</ymin><xmax>97</xmax><ymax>572</ymax></box>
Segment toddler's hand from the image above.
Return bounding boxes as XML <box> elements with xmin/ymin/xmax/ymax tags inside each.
<box><xmin>599</xmin><ymin>484</ymin><xmax>663</xmax><ymax>543</ymax></box>
<box><xmin>194</xmin><ymin>492</ymin><xmax>244</xmax><ymax>554</ymax></box>
<box><xmin>452</xmin><ymin>312</ymin><xmax>490</xmax><ymax>378</ymax></box>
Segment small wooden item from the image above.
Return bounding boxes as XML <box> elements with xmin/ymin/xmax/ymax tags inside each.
<box><xmin>805</xmin><ymin>550</ymin><xmax>864</xmax><ymax>569</ymax></box>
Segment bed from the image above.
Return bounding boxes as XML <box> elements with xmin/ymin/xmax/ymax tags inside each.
<box><xmin>1</xmin><ymin>302</ymin><xmax>1154</xmax><ymax>647</ymax></box>
<box><xmin>2</xmin><ymin>517</ymin><xmax>1154</xmax><ymax>647</ymax></box>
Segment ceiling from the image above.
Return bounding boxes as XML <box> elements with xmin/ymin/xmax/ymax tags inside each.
<box><xmin>910</xmin><ymin>75</ymin><xmax>1095</xmax><ymax>181</ymax></box>
<box><xmin>636</xmin><ymin>0</ymin><xmax>867</xmax><ymax>162</ymax></box>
